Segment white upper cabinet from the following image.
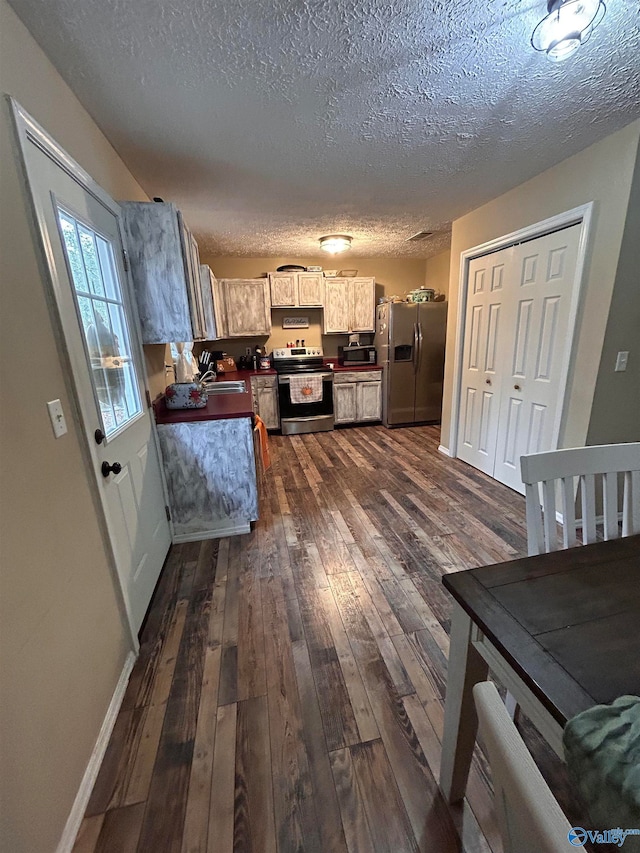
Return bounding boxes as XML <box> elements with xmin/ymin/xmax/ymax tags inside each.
<box><xmin>323</xmin><ymin>278</ymin><xmax>351</xmax><ymax>333</ymax></box>
<box><xmin>216</xmin><ymin>279</ymin><xmax>272</xmax><ymax>337</ymax></box>
<box><xmin>322</xmin><ymin>277</ymin><xmax>375</xmax><ymax>333</ymax></box>
<box><xmin>269</xmin><ymin>271</ymin><xmax>324</xmax><ymax>308</ymax></box>
<box><xmin>297</xmin><ymin>272</ymin><xmax>324</xmax><ymax>306</ymax></box>
<box><xmin>350</xmin><ymin>277</ymin><xmax>376</xmax><ymax>332</ymax></box>
<box><xmin>121</xmin><ymin>201</ymin><xmax>205</xmax><ymax>344</ymax></box>
<box><xmin>269</xmin><ymin>272</ymin><xmax>297</xmax><ymax>306</ymax></box>
<box><xmin>199</xmin><ymin>265</ymin><xmax>218</xmax><ymax>341</ymax></box>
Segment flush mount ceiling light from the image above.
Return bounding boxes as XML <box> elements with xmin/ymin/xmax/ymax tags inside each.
<box><xmin>319</xmin><ymin>234</ymin><xmax>352</xmax><ymax>254</ymax></box>
<box><xmin>531</xmin><ymin>0</ymin><xmax>606</xmax><ymax>61</ymax></box>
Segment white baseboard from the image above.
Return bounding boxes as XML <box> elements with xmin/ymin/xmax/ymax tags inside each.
<box><xmin>172</xmin><ymin>521</ymin><xmax>251</xmax><ymax>543</ymax></box>
<box><xmin>56</xmin><ymin>651</ymin><xmax>136</xmax><ymax>853</ymax></box>
<box><xmin>438</xmin><ymin>444</ymin><xmax>451</xmax><ymax>457</ymax></box>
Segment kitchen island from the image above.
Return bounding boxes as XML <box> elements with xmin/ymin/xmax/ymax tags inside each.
<box><xmin>154</xmin><ymin>387</ymin><xmax>259</xmax><ymax>541</ymax></box>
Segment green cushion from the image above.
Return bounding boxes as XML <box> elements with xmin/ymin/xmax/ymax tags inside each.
<box><xmin>563</xmin><ymin>695</ymin><xmax>640</xmax><ymax>850</ymax></box>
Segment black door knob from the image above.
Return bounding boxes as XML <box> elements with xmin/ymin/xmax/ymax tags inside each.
<box><xmin>101</xmin><ymin>461</ymin><xmax>122</xmax><ymax>478</ymax></box>
<box><xmin>95</xmin><ymin>428</ymin><xmax>106</xmax><ymax>445</ymax></box>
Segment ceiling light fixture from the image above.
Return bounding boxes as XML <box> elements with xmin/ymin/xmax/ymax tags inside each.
<box><xmin>319</xmin><ymin>234</ymin><xmax>352</xmax><ymax>254</ymax></box>
<box><xmin>531</xmin><ymin>0</ymin><xmax>606</xmax><ymax>61</ymax></box>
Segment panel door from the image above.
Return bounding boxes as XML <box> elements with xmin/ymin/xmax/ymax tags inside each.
<box><xmin>334</xmin><ymin>383</ymin><xmax>357</xmax><ymax>423</ymax></box>
<box><xmin>269</xmin><ymin>272</ymin><xmax>297</xmax><ymax>307</ymax></box>
<box><xmin>458</xmin><ymin>247</ymin><xmax>513</xmax><ymax>475</ymax></box>
<box><xmin>23</xmin><ymin>126</ymin><xmax>171</xmax><ymax>634</ymax></box>
<box><xmin>350</xmin><ymin>277</ymin><xmax>376</xmax><ymax>332</ymax></box>
<box><xmin>357</xmin><ymin>381</ymin><xmax>382</xmax><ymax>421</ymax></box>
<box><xmin>297</xmin><ymin>272</ymin><xmax>324</xmax><ymax>306</ymax></box>
<box><xmin>493</xmin><ymin>224</ymin><xmax>582</xmax><ymax>492</ymax></box>
<box><xmin>222</xmin><ymin>279</ymin><xmax>272</xmax><ymax>337</ymax></box>
<box><xmin>323</xmin><ymin>278</ymin><xmax>350</xmax><ymax>333</ymax></box>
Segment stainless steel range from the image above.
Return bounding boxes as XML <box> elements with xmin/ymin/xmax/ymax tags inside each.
<box><xmin>272</xmin><ymin>347</ymin><xmax>334</xmax><ymax>435</ymax></box>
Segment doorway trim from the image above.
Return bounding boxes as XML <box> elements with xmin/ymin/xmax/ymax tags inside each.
<box><xmin>7</xmin><ymin>95</ymin><xmax>153</xmax><ymax>648</ymax></box>
<box><xmin>446</xmin><ymin>203</ymin><xmax>594</xmax><ymax>464</ymax></box>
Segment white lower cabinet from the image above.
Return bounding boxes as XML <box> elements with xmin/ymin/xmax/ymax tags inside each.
<box><xmin>250</xmin><ymin>374</ymin><xmax>279</xmax><ymax>429</ymax></box>
<box><xmin>334</xmin><ymin>382</ymin><xmax>358</xmax><ymax>424</ymax></box>
<box><xmin>333</xmin><ymin>371</ymin><xmax>382</xmax><ymax>424</ymax></box>
<box><xmin>157</xmin><ymin>418</ymin><xmax>258</xmax><ymax>540</ymax></box>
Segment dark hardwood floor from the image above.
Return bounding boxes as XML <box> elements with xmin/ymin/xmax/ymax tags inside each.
<box><xmin>73</xmin><ymin>424</ymin><xmax>578</xmax><ymax>853</ymax></box>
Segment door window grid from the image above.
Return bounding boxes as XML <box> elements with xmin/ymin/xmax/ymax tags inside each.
<box><xmin>57</xmin><ymin>209</ymin><xmax>141</xmax><ymax>437</ymax></box>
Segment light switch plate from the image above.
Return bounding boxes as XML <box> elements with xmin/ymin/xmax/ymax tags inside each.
<box><xmin>47</xmin><ymin>399</ymin><xmax>68</xmax><ymax>438</ymax></box>
<box><xmin>615</xmin><ymin>351</ymin><xmax>629</xmax><ymax>372</ymax></box>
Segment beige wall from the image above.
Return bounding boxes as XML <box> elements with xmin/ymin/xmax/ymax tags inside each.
<box><xmin>0</xmin><ymin>2</ymin><xmax>147</xmax><ymax>850</ymax></box>
<box><xmin>441</xmin><ymin>120</ymin><xmax>640</xmax><ymax>452</ymax></box>
<box><xmin>424</xmin><ymin>249</ymin><xmax>451</xmax><ymax>298</ymax></box>
<box><xmin>587</xmin><ymin>144</ymin><xmax>640</xmax><ymax>445</ymax></box>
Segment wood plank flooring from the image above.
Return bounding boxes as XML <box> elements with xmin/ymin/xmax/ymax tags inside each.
<box><xmin>74</xmin><ymin>424</ymin><xmax>582</xmax><ymax>853</ymax></box>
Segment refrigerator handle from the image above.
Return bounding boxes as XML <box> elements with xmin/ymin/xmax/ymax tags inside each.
<box><xmin>417</xmin><ymin>322</ymin><xmax>424</xmax><ymax>369</ymax></box>
<box><xmin>413</xmin><ymin>323</ymin><xmax>419</xmax><ymax>374</ymax></box>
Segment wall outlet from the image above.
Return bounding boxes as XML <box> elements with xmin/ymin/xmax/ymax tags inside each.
<box><xmin>47</xmin><ymin>399</ymin><xmax>68</xmax><ymax>438</ymax></box>
<box><xmin>245</xmin><ymin>347</ymin><xmax>252</xmax><ymax>356</ymax></box>
<box><xmin>615</xmin><ymin>351</ymin><xmax>629</xmax><ymax>372</ymax></box>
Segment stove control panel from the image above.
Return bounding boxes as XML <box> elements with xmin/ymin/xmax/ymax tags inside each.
<box><xmin>273</xmin><ymin>347</ymin><xmax>323</xmax><ymax>360</ymax></box>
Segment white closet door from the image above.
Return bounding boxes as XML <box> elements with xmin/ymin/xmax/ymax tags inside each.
<box><xmin>493</xmin><ymin>224</ymin><xmax>582</xmax><ymax>492</ymax></box>
<box><xmin>458</xmin><ymin>246</ymin><xmax>514</xmax><ymax>475</ymax></box>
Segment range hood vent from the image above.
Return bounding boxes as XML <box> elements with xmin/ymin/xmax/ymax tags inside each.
<box><xmin>407</xmin><ymin>230</ymin><xmax>434</xmax><ymax>242</ymax></box>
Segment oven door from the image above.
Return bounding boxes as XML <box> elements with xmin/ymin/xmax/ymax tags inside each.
<box><xmin>278</xmin><ymin>372</ymin><xmax>334</xmax><ymax>434</ymax></box>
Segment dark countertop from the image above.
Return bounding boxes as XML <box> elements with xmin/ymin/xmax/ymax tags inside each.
<box><xmin>213</xmin><ymin>368</ymin><xmax>277</xmax><ymax>380</ymax></box>
<box><xmin>154</xmin><ymin>363</ymin><xmax>382</xmax><ymax>425</ymax></box>
<box><xmin>154</xmin><ymin>388</ymin><xmax>254</xmax><ymax>424</ymax></box>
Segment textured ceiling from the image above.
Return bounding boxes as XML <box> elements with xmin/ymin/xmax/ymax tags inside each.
<box><xmin>8</xmin><ymin>0</ymin><xmax>640</xmax><ymax>258</ymax></box>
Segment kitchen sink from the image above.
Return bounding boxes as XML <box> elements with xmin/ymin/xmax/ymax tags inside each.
<box><xmin>203</xmin><ymin>380</ymin><xmax>247</xmax><ymax>394</ymax></box>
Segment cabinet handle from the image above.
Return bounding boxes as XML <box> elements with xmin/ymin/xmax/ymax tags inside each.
<box><xmin>514</xmin><ymin>384</ymin><xmax>521</xmax><ymax>391</ymax></box>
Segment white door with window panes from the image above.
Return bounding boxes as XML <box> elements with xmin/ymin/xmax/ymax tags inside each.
<box><xmin>15</xmin><ymin>104</ymin><xmax>171</xmax><ymax>634</ymax></box>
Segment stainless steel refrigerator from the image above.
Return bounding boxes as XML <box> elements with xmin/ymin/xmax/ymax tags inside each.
<box><xmin>374</xmin><ymin>301</ymin><xmax>447</xmax><ymax>427</ymax></box>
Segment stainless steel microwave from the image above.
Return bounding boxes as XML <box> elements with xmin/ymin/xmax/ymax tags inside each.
<box><xmin>338</xmin><ymin>345</ymin><xmax>376</xmax><ymax>366</ymax></box>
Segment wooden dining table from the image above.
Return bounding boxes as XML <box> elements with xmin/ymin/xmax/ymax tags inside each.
<box><xmin>439</xmin><ymin>534</ymin><xmax>640</xmax><ymax>803</ymax></box>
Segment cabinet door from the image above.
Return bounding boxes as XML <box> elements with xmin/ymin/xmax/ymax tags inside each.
<box><xmin>211</xmin><ymin>274</ymin><xmax>228</xmax><ymax>338</ymax></box>
<box><xmin>121</xmin><ymin>201</ymin><xmax>193</xmax><ymax>343</ymax></box>
<box><xmin>350</xmin><ymin>277</ymin><xmax>376</xmax><ymax>333</ymax></box>
<box><xmin>199</xmin><ymin>265</ymin><xmax>217</xmax><ymax>340</ymax></box>
<box><xmin>252</xmin><ymin>380</ymin><xmax>280</xmax><ymax>429</ymax></box>
<box><xmin>323</xmin><ymin>278</ymin><xmax>351</xmax><ymax>333</ymax></box>
<box><xmin>177</xmin><ymin>213</ymin><xmax>204</xmax><ymax>340</ymax></box>
<box><xmin>297</xmin><ymin>272</ymin><xmax>324</xmax><ymax>306</ymax></box>
<box><xmin>189</xmin><ymin>232</ymin><xmax>205</xmax><ymax>339</ymax></box>
<box><xmin>334</xmin><ymin>382</ymin><xmax>357</xmax><ymax>424</ymax></box>
<box><xmin>269</xmin><ymin>273</ymin><xmax>297</xmax><ymax>307</ymax></box>
<box><xmin>222</xmin><ymin>279</ymin><xmax>272</xmax><ymax>337</ymax></box>
<box><xmin>356</xmin><ymin>381</ymin><xmax>382</xmax><ymax>421</ymax></box>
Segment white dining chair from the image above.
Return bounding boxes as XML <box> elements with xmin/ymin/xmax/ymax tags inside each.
<box><xmin>520</xmin><ymin>442</ymin><xmax>640</xmax><ymax>556</ymax></box>
<box><xmin>473</xmin><ymin>681</ymin><xmax>586</xmax><ymax>853</ymax></box>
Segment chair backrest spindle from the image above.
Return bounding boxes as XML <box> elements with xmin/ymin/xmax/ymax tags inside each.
<box><xmin>520</xmin><ymin>443</ymin><xmax>640</xmax><ymax>556</ymax></box>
